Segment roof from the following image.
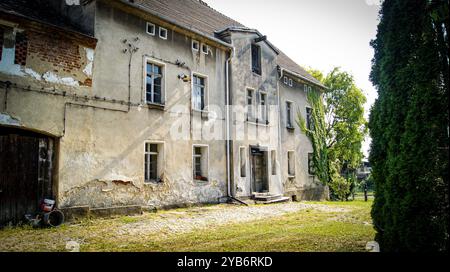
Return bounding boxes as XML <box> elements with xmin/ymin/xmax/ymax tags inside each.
<box><xmin>126</xmin><ymin>0</ymin><xmax>324</xmax><ymax>88</ymax></box>
<box><xmin>0</xmin><ymin>0</ymin><xmax>87</xmax><ymax>35</ymax></box>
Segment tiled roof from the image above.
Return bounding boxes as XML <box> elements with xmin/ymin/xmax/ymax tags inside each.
<box><xmin>129</xmin><ymin>0</ymin><xmax>324</xmax><ymax>87</ymax></box>
<box><xmin>0</xmin><ymin>0</ymin><xmax>87</xmax><ymax>35</ymax></box>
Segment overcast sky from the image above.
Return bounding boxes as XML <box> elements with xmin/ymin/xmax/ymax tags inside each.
<box><xmin>205</xmin><ymin>0</ymin><xmax>381</xmax><ymax>158</ymax></box>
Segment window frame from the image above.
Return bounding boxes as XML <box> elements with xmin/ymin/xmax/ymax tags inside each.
<box><xmin>246</xmin><ymin>88</ymin><xmax>256</xmax><ymax>121</ymax></box>
<box><xmin>288</xmin><ymin>78</ymin><xmax>293</xmax><ymax>87</ymax></box>
<box><xmin>251</xmin><ymin>43</ymin><xmax>262</xmax><ymax>75</ymax></box>
<box><xmin>191</xmin><ymin>72</ymin><xmax>209</xmax><ymax>112</ymax></box>
<box><xmin>159</xmin><ymin>27</ymin><xmax>168</xmax><ymax>40</ymax></box>
<box><xmin>144</xmin><ymin>57</ymin><xmax>166</xmax><ymax>106</ymax></box>
<box><xmin>192</xmin><ymin>144</ymin><xmax>210</xmax><ymax>182</ymax></box>
<box><xmin>144</xmin><ymin>141</ymin><xmax>165</xmax><ymax>183</ymax></box>
<box><xmin>259</xmin><ymin>91</ymin><xmax>268</xmax><ymax>124</ymax></box>
<box><xmin>201</xmin><ymin>44</ymin><xmax>209</xmax><ymax>55</ymax></box>
<box><xmin>308</xmin><ymin>152</ymin><xmax>315</xmax><ymax>176</ymax></box>
<box><xmin>192</xmin><ymin>40</ymin><xmax>199</xmax><ymax>51</ymax></box>
<box><xmin>283</xmin><ymin>76</ymin><xmax>289</xmax><ymax>85</ymax></box>
<box><xmin>287</xmin><ymin>150</ymin><xmax>296</xmax><ymax>177</ymax></box>
<box><xmin>146</xmin><ymin>22</ymin><xmax>155</xmax><ymax>36</ymax></box>
<box><xmin>286</xmin><ymin>100</ymin><xmax>294</xmax><ymax>129</ymax></box>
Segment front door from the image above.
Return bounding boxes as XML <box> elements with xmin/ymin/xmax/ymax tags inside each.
<box><xmin>251</xmin><ymin>148</ymin><xmax>268</xmax><ymax>193</ymax></box>
<box><xmin>0</xmin><ymin>128</ymin><xmax>55</xmax><ymax>226</ymax></box>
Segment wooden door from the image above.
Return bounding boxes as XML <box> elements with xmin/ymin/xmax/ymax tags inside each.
<box><xmin>252</xmin><ymin>152</ymin><xmax>268</xmax><ymax>193</ymax></box>
<box><xmin>0</xmin><ymin>130</ymin><xmax>54</xmax><ymax>226</ymax></box>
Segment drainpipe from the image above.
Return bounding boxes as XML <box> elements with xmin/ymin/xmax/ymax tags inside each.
<box><xmin>225</xmin><ymin>47</ymin><xmax>234</xmax><ymax>198</ymax></box>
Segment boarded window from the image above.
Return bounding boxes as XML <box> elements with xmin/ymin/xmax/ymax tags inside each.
<box><xmin>145</xmin><ymin>143</ymin><xmax>163</xmax><ymax>182</ymax></box>
<box><xmin>308</xmin><ymin>153</ymin><xmax>315</xmax><ymax>175</ymax></box>
<box><xmin>193</xmin><ymin>75</ymin><xmax>206</xmax><ymax>111</ymax></box>
<box><xmin>271</xmin><ymin>150</ymin><xmax>277</xmax><ymax>175</ymax></box>
<box><xmin>240</xmin><ymin>147</ymin><xmax>247</xmax><ymax>177</ymax></box>
<box><xmin>193</xmin><ymin>146</ymin><xmax>208</xmax><ymax>181</ymax></box>
<box><xmin>251</xmin><ymin>44</ymin><xmax>261</xmax><ymax>75</ymax></box>
<box><xmin>146</xmin><ymin>62</ymin><xmax>163</xmax><ymax>104</ymax></box>
<box><xmin>288</xmin><ymin>151</ymin><xmax>295</xmax><ymax>176</ymax></box>
<box><xmin>286</xmin><ymin>102</ymin><xmax>293</xmax><ymax>128</ymax></box>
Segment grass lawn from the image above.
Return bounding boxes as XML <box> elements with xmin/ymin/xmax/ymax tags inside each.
<box><xmin>0</xmin><ymin>200</ymin><xmax>375</xmax><ymax>252</ymax></box>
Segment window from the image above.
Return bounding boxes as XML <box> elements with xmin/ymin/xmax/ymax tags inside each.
<box><xmin>289</xmin><ymin>78</ymin><xmax>293</xmax><ymax>87</ymax></box>
<box><xmin>271</xmin><ymin>150</ymin><xmax>277</xmax><ymax>175</ymax></box>
<box><xmin>306</xmin><ymin>107</ymin><xmax>313</xmax><ymax>130</ymax></box>
<box><xmin>251</xmin><ymin>44</ymin><xmax>261</xmax><ymax>75</ymax></box>
<box><xmin>283</xmin><ymin>76</ymin><xmax>288</xmax><ymax>85</ymax></box>
<box><xmin>193</xmin><ymin>146</ymin><xmax>209</xmax><ymax>181</ymax></box>
<box><xmin>247</xmin><ymin>89</ymin><xmax>256</xmax><ymax>120</ymax></box>
<box><xmin>304</xmin><ymin>85</ymin><xmax>312</xmax><ymax>93</ymax></box>
<box><xmin>145</xmin><ymin>143</ymin><xmax>164</xmax><ymax>183</ymax></box>
<box><xmin>146</xmin><ymin>22</ymin><xmax>155</xmax><ymax>36</ymax></box>
<box><xmin>286</xmin><ymin>101</ymin><xmax>293</xmax><ymax>128</ymax></box>
<box><xmin>202</xmin><ymin>44</ymin><xmax>209</xmax><ymax>54</ymax></box>
<box><xmin>159</xmin><ymin>27</ymin><xmax>167</xmax><ymax>40</ymax></box>
<box><xmin>192</xmin><ymin>40</ymin><xmax>199</xmax><ymax>51</ymax></box>
<box><xmin>193</xmin><ymin>74</ymin><xmax>207</xmax><ymax>111</ymax></box>
<box><xmin>308</xmin><ymin>153</ymin><xmax>315</xmax><ymax>175</ymax></box>
<box><xmin>288</xmin><ymin>151</ymin><xmax>295</xmax><ymax>176</ymax></box>
<box><xmin>145</xmin><ymin>61</ymin><xmax>164</xmax><ymax>105</ymax></box>
<box><xmin>259</xmin><ymin>92</ymin><xmax>268</xmax><ymax>123</ymax></box>
<box><xmin>240</xmin><ymin>147</ymin><xmax>247</xmax><ymax>178</ymax></box>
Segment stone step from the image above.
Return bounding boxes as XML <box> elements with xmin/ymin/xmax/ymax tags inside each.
<box><xmin>255</xmin><ymin>196</ymin><xmax>291</xmax><ymax>204</ymax></box>
<box><xmin>253</xmin><ymin>193</ymin><xmax>283</xmax><ymax>201</ymax></box>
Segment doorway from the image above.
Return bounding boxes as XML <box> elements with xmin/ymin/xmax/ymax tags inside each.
<box><xmin>250</xmin><ymin>146</ymin><xmax>269</xmax><ymax>193</ymax></box>
<box><xmin>0</xmin><ymin>127</ymin><xmax>56</xmax><ymax>226</ymax></box>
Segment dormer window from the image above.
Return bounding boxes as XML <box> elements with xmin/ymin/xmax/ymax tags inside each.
<box><xmin>202</xmin><ymin>44</ymin><xmax>209</xmax><ymax>54</ymax></box>
<box><xmin>159</xmin><ymin>27</ymin><xmax>167</xmax><ymax>40</ymax></box>
<box><xmin>192</xmin><ymin>40</ymin><xmax>199</xmax><ymax>51</ymax></box>
<box><xmin>146</xmin><ymin>22</ymin><xmax>155</xmax><ymax>36</ymax></box>
<box><xmin>251</xmin><ymin>44</ymin><xmax>261</xmax><ymax>75</ymax></box>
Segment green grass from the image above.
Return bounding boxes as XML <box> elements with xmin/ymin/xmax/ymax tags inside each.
<box><xmin>0</xmin><ymin>200</ymin><xmax>375</xmax><ymax>252</ymax></box>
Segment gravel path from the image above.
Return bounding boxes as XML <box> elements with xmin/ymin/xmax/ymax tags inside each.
<box><xmin>117</xmin><ymin>202</ymin><xmax>348</xmax><ymax>236</ymax></box>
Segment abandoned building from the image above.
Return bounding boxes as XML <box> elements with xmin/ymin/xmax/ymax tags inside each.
<box><xmin>0</xmin><ymin>0</ymin><xmax>328</xmax><ymax>225</ymax></box>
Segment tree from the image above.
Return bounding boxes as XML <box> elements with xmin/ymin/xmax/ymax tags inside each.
<box><xmin>369</xmin><ymin>0</ymin><xmax>448</xmax><ymax>252</ymax></box>
<box><xmin>305</xmin><ymin>68</ymin><xmax>368</xmax><ymax>200</ymax></box>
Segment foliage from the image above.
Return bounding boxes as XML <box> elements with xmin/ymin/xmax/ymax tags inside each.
<box><xmin>303</xmin><ymin>68</ymin><xmax>368</xmax><ymax>200</ymax></box>
<box><xmin>297</xmin><ymin>90</ymin><xmax>329</xmax><ymax>184</ymax></box>
<box><xmin>369</xmin><ymin>0</ymin><xmax>449</xmax><ymax>252</ymax></box>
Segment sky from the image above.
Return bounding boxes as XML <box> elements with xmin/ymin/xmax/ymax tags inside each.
<box><xmin>205</xmin><ymin>0</ymin><xmax>382</xmax><ymax>158</ymax></box>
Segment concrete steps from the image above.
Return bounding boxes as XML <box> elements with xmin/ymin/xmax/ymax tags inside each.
<box><xmin>252</xmin><ymin>193</ymin><xmax>291</xmax><ymax>204</ymax></box>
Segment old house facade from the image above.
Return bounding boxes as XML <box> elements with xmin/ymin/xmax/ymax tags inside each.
<box><xmin>0</xmin><ymin>0</ymin><xmax>328</xmax><ymax>224</ymax></box>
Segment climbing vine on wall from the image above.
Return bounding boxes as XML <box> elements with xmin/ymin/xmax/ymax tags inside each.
<box><xmin>296</xmin><ymin>90</ymin><xmax>329</xmax><ymax>185</ymax></box>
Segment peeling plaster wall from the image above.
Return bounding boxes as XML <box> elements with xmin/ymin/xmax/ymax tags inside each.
<box><xmin>228</xmin><ymin>32</ymin><xmax>283</xmax><ymax>197</ymax></box>
<box><xmin>279</xmin><ymin>81</ymin><xmax>328</xmax><ymax>200</ymax></box>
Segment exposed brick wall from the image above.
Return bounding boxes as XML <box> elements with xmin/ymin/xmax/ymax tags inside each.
<box><xmin>14</xmin><ymin>32</ymin><xmax>28</xmax><ymax>66</ymax></box>
<box><xmin>0</xmin><ymin>27</ymin><xmax>4</xmax><ymax>62</ymax></box>
<box><xmin>28</xmin><ymin>31</ymin><xmax>82</xmax><ymax>74</ymax></box>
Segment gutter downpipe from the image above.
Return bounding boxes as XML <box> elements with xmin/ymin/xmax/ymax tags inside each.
<box><xmin>225</xmin><ymin>46</ymin><xmax>234</xmax><ymax>199</ymax></box>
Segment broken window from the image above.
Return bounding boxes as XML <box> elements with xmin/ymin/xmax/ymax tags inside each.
<box><xmin>306</xmin><ymin>107</ymin><xmax>313</xmax><ymax>130</ymax></box>
<box><xmin>251</xmin><ymin>44</ymin><xmax>261</xmax><ymax>75</ymax></box>
<box><xmin>159</xmin><ymin>27</ymin><xmax>168</xmax><ymax>40</ymax></box>
<box><xmin>193</xmin><ymin>145</ymin><xmax>209</xmax><ymax>181</ymax></box>
<box><xmin>145</xmin><ymin>143</ymin><xmax>164</xmax><ymax>183</ymax></box>
<box><xmin>193</xmin><ymin>74</ymin><xmax>206</xmax><ymax>111</ymax></box>
<box><xmin>146</xmin><ymin>62</ymin><xmax>163</xmax><ymax>105</ymax></box>
<box><xmin>271</xmin><ymin>150</ymin><xmax>277</xmax><ymax>175</ymax></box>
<box><xmin>240</xmin><ymin>147</ymin><xmax>247</xmax><ymax>178</ymax></box>
<box><xmin>146</xmin><ymin>22</ymin><xmax>155</xmax><ymax>36</ymax></box>
<box><xmin>247</xmin><ymin>89</ymin><xmax>255</xmax><ymax>121</ymax></box>
<box><xmin>288</xmin><ymin>151</ymin><xmax>295</xmax><ymax>176</ymax></box>
<box><xmin>308</xmin><ymin>153</ymin><xmax>315</xmax><ymax>175</ymax></box>
<box><xmin>286</xmin><ymin>101</ymin><xmax>293</xmax><ymax>128</ymax></box>
<box><xmin>259</xmin><ymin>92</ymin><xmax>268</xmax><ymax>123</ymax></box>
